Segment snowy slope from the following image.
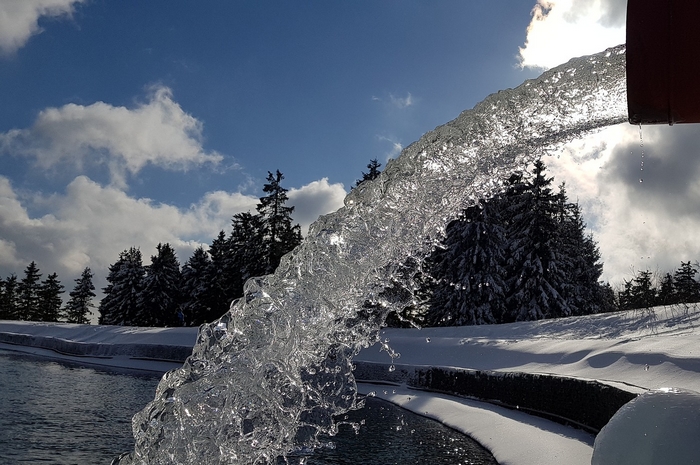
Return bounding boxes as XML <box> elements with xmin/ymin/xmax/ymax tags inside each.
<box><xmin>357</xmin><ymin>305</ymin><xmax>700</xmax><ymax>393</ymax></box>
<box><xmin>0</xmin><ymin>320</ymin><xmax>198</xmax><ymax>372</ymax></box>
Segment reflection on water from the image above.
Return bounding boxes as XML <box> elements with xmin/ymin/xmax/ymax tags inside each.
<box><xmin>0</xmin><ymin>350</ymin><xmax>496</xmax><ymax>464</ymax></box>
<box><xmin>0</xmin><ymin>349</ymin><xmax>161</xmax><ymax>464</ymax></box>
<box><xmin>301</xmin><ymin>396</ymin><xmax>498</xmax><ymax>465</ymax></box>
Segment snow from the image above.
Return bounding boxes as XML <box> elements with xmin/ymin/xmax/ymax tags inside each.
<box><xmin>3</xmin><ymin>305</ymin><xmax>700</xmax><ymax>464</ymax></box>
<box><xmin>591</xmin><ymin>388</ymin><xmax>700</xmax><ymax>464</ymax></box>
<box><xmin>357</xmin><ymin>383</ymin><xmax>595</xmax><ymax>465</ymax></box>
<box><xmin>0</xmin><ymin>320</ymin><xmax>198</xmax><ymax>372</ymax></box>
<box><xmin>354</xmin><ymin>305</ymin><xmax>700</xmax><ymax>464</ymax></box>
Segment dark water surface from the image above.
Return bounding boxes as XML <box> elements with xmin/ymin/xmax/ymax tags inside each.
<box><xmin>0</xmin><ymin>349</ymin><xmax>497</xmax><ymax>464</ymax></box>
<box><xmin>0</xmin><ymin>349</ymin><xmax>160</xmax><ymax>464</ymax></box>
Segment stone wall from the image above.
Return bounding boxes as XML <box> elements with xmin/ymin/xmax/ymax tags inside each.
<box><xmin>353</xmin><ymin>361</ymin><xmax>636</xmax><ymax>433</ymax></box>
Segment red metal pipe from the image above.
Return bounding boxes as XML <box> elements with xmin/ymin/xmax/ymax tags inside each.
<box><xmin>627</xmin><ymin>0</ymin><xmax>700</xmax><ymax>125</ymax></box>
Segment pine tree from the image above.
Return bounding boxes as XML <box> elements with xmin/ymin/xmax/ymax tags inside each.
<box><xmin>673</xmin><ymin>261</ymin><xmax>700</xmax><ymax>304</ymax></box>
<box><xmin>138</xmin><ymin>243</ymin><xmax>182</xmax><ymax>327</ymax></box>
<box><xmin>595</xmin><ymin>282</ymin><xmax>618</xmax><ymax>313</ymax></box>
<box><xmin>618</xmin><ymin>279</ymin><xmax>634</xmax><ymax>311</ymax></box>
<box><xmin>625</xmin><ymin>270</ymin><xmax>657</xmax><ymax>309</ymax></box>
<box><xmin>428</xmin><ymin>199</ymin><xmax>507</xmax><ymax>326</ymax></box>
<box><xmin>180</xmin><ymin>247</ymin><xmax>212</xmax><ymax>326</ymax></box>
<box><xmin>37</xmin><ymin>272</ymin><xmax>64</xmax><ymax>322</ymax></box>
<box><xmin>0</xmin><ymin>277</ymin><xmax>5</xmax><ymax>319</ymax></box>
<box><xmin>230</xmin><ymin>212</ymin><xmax>267</xmax><ymax>293</ymax></box>
<box><xmin>556</xmin><ymin>194</ymin><xmax>604</xmax><ymax>315</ymax></box>
<box><xmin>98</xmin><ymin>247</ymin><xmax>145</xmax><ymax>326</ymax></box>
<box><xmin>17</xmin><ymin>261</ymin><xmax>42</xmax><ymax>321</ymax></box>
<box><xmin>355</xmin><ymin>158</ymin><xmax>382</xmax><ymax>187</ymax></box>
<box><xmin>0</xmin><ymin>275</ymin><xmax>19</xmax><ymax>320</ymax></box>
<box><xmin>257</xmin><ymin>170</ymin><xmax>302</xmax><ymax>274</ymax></box>
<box><xmin>656</xmin><ymin>272</ymin><xmax>677</xmax><ymax>306</ymax></box>
<box><xmin>64</xmin><ymin>267</ymin><xmax>96</xmax><ymax>324</ymax></box>
<box><xmin>505</xmin><ymin>160</ymin><xmax>571</xmax><ymax>321</ymax></box>
<box><xmin>203</xmin><ymin>231</ymin><xmax>237</xmax><ymax>323</ymax></box>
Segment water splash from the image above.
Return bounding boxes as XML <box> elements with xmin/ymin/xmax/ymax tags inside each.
<box><xmin>119</xmin><ymin>45</ymin><xmax>627</xmax><ymax>464</ymax></box>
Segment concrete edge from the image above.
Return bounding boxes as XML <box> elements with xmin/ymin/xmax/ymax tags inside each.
<box><xmin>353</xmin><ymin>361</ymin><xmax>637</xmax><ymax>433</ymax></box>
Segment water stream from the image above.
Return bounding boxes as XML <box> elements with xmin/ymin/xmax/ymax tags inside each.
<box><xmin>119</xmin><ymin>45</ymin><xmax>627</xmax><ymax>464</ymax></box>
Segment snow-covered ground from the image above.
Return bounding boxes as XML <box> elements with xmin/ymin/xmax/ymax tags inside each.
<box><xmin>0</xmin><ymin>320</ymin><xmax>198</xmax><ymax>372</ymax></box>
<box><xmin>354</xmin><ymin>304</ymin><xmax>700</xmax><ymax>464</ymax></box>
<box><xmin>2</xmin><ymin>305</ymin><xmax>700</xmax><ymax>464</ymax></box>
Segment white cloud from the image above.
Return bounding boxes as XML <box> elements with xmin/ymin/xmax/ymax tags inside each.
<box><xmin>547</xmin><ymin>123</ymin><xmax>700</xmax><ymax>288</ymax></box>
<box><xmin>0</xmin><ymin>0</ymin><xmax>86</xmax><ymax>55</ymax></box>
<box><xmin>389</xmin><ymin>92</ymin><xmax>414</xmax><ymax>109</ymax></box>
<box><xmin>0</xmin><ymin>86</ymin><xmax>224</xmax><ymax>188</ymax></box>
<box><xmin>519</xmin><ymin>0</ymin><xmax>626</xmax><ymax>70</ymax></box>
<box><xmin>287</xmin><ymin>178</ymin><xmax>347</xmax><ymax>235</ymax></box>
<box><xmin>372</xmin><ymin>92</ymin><xmax>415</xmax><ymax>109</ymax></box>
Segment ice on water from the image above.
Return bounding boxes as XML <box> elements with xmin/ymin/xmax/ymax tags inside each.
<box><xmin>119</xmin><ymin>46</ymin><xmax>627</xmax><ymax>464</ymax></box>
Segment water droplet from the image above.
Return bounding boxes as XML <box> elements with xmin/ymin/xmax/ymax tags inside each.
<box><xmin>639</xmin><ymin>178</ymin><xmax>643</xmax><ymax>183</ymax></box>
<box><xmin>425</xmin><ymin>337</ymin><xmax>431</xmax><ymax>343</ymax></box>
<box><xmin>388</xmin><ymin>365</ymin><xmax>396</xmax><ymax>372</ymax></box>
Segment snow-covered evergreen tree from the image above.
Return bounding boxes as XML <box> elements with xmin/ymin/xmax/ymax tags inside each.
<box><xmin>0</xmin><ymin>275</ymin><xmax>19</xmax><ymax>320</ymax></box>
<box><xmin>657</xmin><ymin>272</ymin><xmax>677</xmax><ymax>306</ymax></box>
<box><xmin>505</xmin><ymin>160</ymin><xmax>571</xmax><ymax>322</ymax></box>
<box><xmin>673</xmin><ymin>261</ymin><xmax>700</xmax><ymax>304</ymax></box>
<box><xmin>555</xmin><ymin>192</ymin><xmax>604</xmax><ymax>315</ymax></box>
<box><xmin>64</xmin><ymin>267</ymin><xmax>95</xmax><ymax>324</ymax></box>
<box><xmin>99</xmin><ymin>247</ymin><xmax>145</xmax><ymax>326</ymax></box>
<box><xmin>230</xmin><ymin>211</ymin><xmax>266</xmax><ymax>291</ymax></box>
<box><xmin>624</xmin><ymin>270</ymin><xmax>656</xmax><ymax>310</ymax></box>
<box><xmin>18</xmin><ymin>261</ymin><xmax>42</xmax><ymax>321</ymax></box>
<box><xmin>428</xmin><ymin>199</ymin><xmax>507</xmax><ymax>326</ymax></box>
<box><xmin>203</xmin><ymin>230</ymin><xmax>237</xmax><ymax>323</ymax></box>
<box><xmin>37</xmin><ymin>272</ymin><xmax>64</xmax><ymax>322</ymax></box>
<box><xmin>138</xmin><ymin>243</ymin><xmax>182</xmax><ymax>327</ymax></box>
<box><xmin>180</xmin><ymin>246</ymin><xmax>212</xmax><ymax>326</ymax></box>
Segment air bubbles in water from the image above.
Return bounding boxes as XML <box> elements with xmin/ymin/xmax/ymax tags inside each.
<box><xmin>119</xmin><ymin>45</ymin><xmax>628</xmax><ymax>465</ymax></box>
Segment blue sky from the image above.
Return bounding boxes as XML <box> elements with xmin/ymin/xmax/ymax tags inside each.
<box><xmin>6</xmin><ymin>0</ymin><xmax>700</xmax><ymax>308</ymax></box>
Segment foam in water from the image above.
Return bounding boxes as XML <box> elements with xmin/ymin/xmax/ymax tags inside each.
<box><xmin>118</xmin><ymin>45</ymin><xmax>627</xmax><ymax>464</ymax></box>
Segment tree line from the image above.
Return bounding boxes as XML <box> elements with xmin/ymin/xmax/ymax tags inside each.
<box><xmin>98</xmin><ymin>170</ymin><xmax>302</xmax><ymax>327</ymax></box>
<box><xmin>0</xmin><ymin>263</ymin><xmax>95</xmax><ymax>324</ymax></box>
<box><xmin>5</xmin><ymin>160</ymin><xmax>700</xmax><ymax>328</ymax></box>
<box><xmin>618</xmin><ymin>262</ymin><xmax>700</xmax><ymax>310</ymax></box>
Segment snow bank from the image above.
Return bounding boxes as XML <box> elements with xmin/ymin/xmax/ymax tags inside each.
<box><xmin>592</xmin><ymin>388</ymin><xmax>700</xmax><ymax>465</ymax></box>
<box><xmin>0</xmin><ymin>320</ymin><xmax>198</xmax><ymax>372</ymax></box>
<box><xmin>357</xmin><ymin>383</ymin><xmax>595</xmax><ymax>465</ymax></box>
<box><xmin>356</xmin><ymin>305</ymin><xmax>700</xmax><ymax>393</ymax></box>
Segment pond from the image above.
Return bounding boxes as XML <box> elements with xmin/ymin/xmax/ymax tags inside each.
<box><xmin>0</xmin><ymin>349</ymin><xmax>497</xmax><ymax>464</ymax></box>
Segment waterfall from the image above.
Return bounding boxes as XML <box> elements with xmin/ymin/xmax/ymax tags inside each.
<box><xmin>118</xmin><ymin>45</ymin><xmax>627</xmax><ymax>464</ymax></box>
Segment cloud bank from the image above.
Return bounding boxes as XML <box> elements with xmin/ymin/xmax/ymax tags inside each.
<box><xmin>547</xmin><ymin>123</ymin><xmax>700</xmax><ymax>288</ymax></box>
<box><xmin>0</xmin><ymin>0</ymin><xmax>86</xmax><ymax>55</ymax></box>
<box><xmin>0</xmin><ymin>86</ymin><xmax>223</xmax><ymax>188</ymax></box>
<box><xmin>519</xmin><ymin>0</ymin><xmax>626</xmax><ymax>69</ymax></box>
